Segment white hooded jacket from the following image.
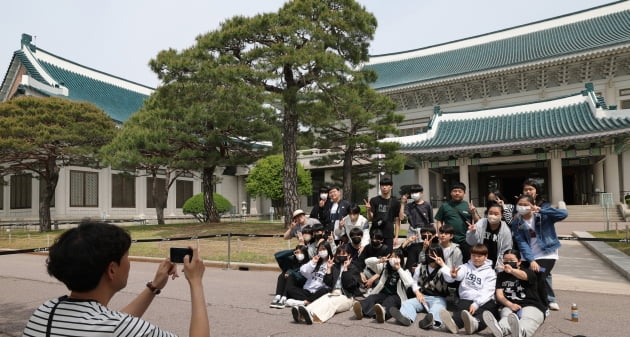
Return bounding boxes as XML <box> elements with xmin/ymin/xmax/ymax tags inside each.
<box><xmin>440</xmin><ymin>259</ymin><xmax>496</xmax><ymax>309</ymax></box>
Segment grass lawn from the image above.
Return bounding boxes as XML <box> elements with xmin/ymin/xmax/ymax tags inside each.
<box><xmin>0</xmin><ymin>221</ymin><xmax>295</xmax><ymax>264</ymax></box>
<box><xmin>589</xmin><ymin>230</ymin><xmax>630</xmax><ymax>256</ymax></box>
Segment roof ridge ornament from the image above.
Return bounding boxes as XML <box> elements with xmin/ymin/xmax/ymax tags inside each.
<box><xmin>21</xmin><ymin>34</ymin><xmax>36</xmax><ymax>52</ymax></box>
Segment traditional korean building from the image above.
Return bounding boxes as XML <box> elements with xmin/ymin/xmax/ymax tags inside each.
<box><xmin>362</xmin><ymin>1</ymin><xmax>630</xmax><ymax>210</ymax></box>
<box><xmin>0</xmin><ymin>34</ymin><xmax>255</xmax><ymax>223</ymax></box>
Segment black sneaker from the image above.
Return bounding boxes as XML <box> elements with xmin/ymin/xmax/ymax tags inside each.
<box><xmin>419</xmin><ymin>312</ymin><xmax>434</xmax><ymax>329</ymax></box>
<box><xmin>291</xmin><ymin>306</ymin><xmax>301</xmax><ymax>323</ymax></box>
<box><xmin>298</xmin><ymin>305</ymin><xmax>313</xmax><ymax>325</ymax></box>
<box><xmin>388</xmin><ymin>307</ymin><xmax>411</xmax><ymax>326</ymax></box>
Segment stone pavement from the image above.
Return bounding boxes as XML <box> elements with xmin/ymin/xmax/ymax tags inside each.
<box><xmin>1</xmin><ymin>220</ymin><xmax>629</xmax><ymax>337</ymax></box>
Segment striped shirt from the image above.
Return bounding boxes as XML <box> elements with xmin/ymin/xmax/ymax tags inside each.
<box><xmin>22</xmin><ymin>296</ymin><xmax>177</xmax><ymax>337</ymax></box>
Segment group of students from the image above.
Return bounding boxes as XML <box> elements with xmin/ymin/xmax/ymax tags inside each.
<box><xmin>271</xmin><ymin>178</ymin><xmax>568</xmax><ymax>337</ymax></box>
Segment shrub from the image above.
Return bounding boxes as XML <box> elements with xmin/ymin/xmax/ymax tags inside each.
<box><xmin>183</xmin><ymin>193</ymin><xmax>232</xmax><ymax>222</ymax></box>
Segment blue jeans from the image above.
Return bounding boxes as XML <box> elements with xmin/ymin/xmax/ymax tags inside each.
<box><xmin>399</xmin><ymin>295</ymin><xmax>447</xmax><ymax>323</ymax></box>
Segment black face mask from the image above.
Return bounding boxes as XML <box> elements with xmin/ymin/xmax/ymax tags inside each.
<box><xmin>335</xmin><ymin>256</ymin><xmax>348</xmax><ymax>264</ymax></box>
<box><xmin>350</xmin><ymin>237</ymin><xmax>362</xmax><ymax>245</ymax></box>
<box><xmin>371</xmin><ymin>240</ymin><xmax>382</xmax><ymax>248</ymax></box>
<box><xmin>314</xmin><ymin>234</ymin><xmax>323</xmax><ymax>242</ymax></box>
<box><xmin>505</xmin><ymin>262</ymin><xmax>518</xmax><ymax>269</ymax></box>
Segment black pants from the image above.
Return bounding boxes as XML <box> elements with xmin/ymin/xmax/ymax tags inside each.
<box><xmin>459</xmin><ymin>241</ymin><xmax>471</xmax><ymax>263</ymax></box>
<box><xmin>285</xmin><ymin>277</ymin><xmax>329</xmax><ymax>303</ymax></box>
<box><xmin>359</xmin><ymin>293</ymin><xmax>401</xmax><ymax>319</ymax></box>
<box><xmin>452</xmin><ymin>299</ymin><xmax>497</xmax><ymax>332</ymax></box>
<box><xmin>404</xmin><ymin>242</ymin><xmax>423</xmax><ymax>270</ymax></box>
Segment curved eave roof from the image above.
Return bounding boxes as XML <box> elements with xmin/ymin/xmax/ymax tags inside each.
<box><xmin>364</xmin><ymin>7</ymin><xmax>630</xmax><ymax>90</ymax></box>
<box><xmin>385</xmin><ymin>92</ymin><xmax>630</xmax><ymax>156</ymax></box>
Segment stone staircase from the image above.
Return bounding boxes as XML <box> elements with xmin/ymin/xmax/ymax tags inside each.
<box><xmin>564</xmin><ymin>205</ymin><xmax>625</xmax><ymax>222</ymax></box>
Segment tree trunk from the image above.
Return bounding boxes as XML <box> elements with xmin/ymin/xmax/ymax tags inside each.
<box><xmin>342</xmin><ymin>148</ymin><xmax>354</xmax><ymax>201</ymax></box>
<box><xmin>202</xmin><ymin>166</ymin><xmax>220</xmax><ymax>223</ymax></box>
<box><xmin>39</xmin><ymin>158</ymin><xmax>59</xmax><ymax>232</ymax></box>
<box><xmin>151</xmin><ymin>171</ymin><xmax>167</xmax><ymax>225</ymax></box>
<box><xmin>282</xmin><ymin>90</ymin><xmax>300</xmax><ymax>228</ymax></box>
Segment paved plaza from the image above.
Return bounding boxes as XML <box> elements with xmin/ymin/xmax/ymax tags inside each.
<box><xmin>1</xmin><ymin>221</ymin><xmax>629</xmax><ymax>337</ymax></box>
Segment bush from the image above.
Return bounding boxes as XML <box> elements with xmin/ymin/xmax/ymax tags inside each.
<box><xmin>183</xmin><ymin>193</ymin><xmax>232</xmax><ymax>222</ymax></box>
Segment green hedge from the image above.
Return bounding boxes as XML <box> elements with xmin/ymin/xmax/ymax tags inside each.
<box><xmin>182</xmin><ymin>193</ymin><xmax>232</xmax><ymax>222</ymax></box>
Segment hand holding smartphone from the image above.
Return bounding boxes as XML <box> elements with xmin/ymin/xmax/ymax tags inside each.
<box><xmin>170</xmin><ymin>247</ymin><xmax>193</xmax><ymax>263</ymax></box>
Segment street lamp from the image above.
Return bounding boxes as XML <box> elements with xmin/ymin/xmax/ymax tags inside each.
<box><xmin>373</xmin><ymin>147</ymin><xmax>385</xmax><ymax>195</ymax></box>
<box><xmin>241</xmin><ymin>201</ymin><xmax>247</xmax><ymax>219</ymax></box>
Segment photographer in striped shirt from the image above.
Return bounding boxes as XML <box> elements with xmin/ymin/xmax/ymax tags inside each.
<box><xmin>22</xmin><ymin>221</ymin><xmax>209</xmax><ymax>337</ymax></box>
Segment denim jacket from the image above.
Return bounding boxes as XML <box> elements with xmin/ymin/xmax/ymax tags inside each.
<box><xmin>511</xmin><ymin>207</ymin><xmax>568</xmax><ymax>262</ymax></box>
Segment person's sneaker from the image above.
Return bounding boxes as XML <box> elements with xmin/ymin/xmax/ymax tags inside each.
<box><xmin>483</xmin><ymin>310</ymin><xmax>503</xmax><ymax>337</ymax></box>
<box><xmin>548</xmin><ymin>302</ymin><xmax>560</xmax><ymax>311</ymax></box>
<box><xmin>291</xmin><ymin>306</ymin><xmax>301</xmax><ymax>323</ymax></box>
<box><xmin>439</xmin><ymin>308</ymin><xmax>458</xmax><ymax>334</ymax></box>
<box><xmin>419</xmin><ymin>313</ymin><xmax>434</xmax><ymax>330</ymax></box>
<box><xmin>298</xmin><ymin>305</ymin><xmax>313</xmax><ymax>325</ymax></box>
<box><xmin>461</xmin><ymin>310</ymin><xmax>478</xmax><ymax>334</ymax></box>
<box><xmin>388</xmin><ymin>307</ymin><xmax>411</xmax><ymax>326</ymax></box>
<box><xmin>374</xmin><ymin>304</ymin><xmax>385</xmax><ymax>323</ymax></box>
<box><xmin>507</xmin><ymin>312</ymin><xmax>521</xmax><ymax>337</ymax></box>
<box><xmin>352</xmin><ymin>301</ymin><xmax>363</xmax><ymax>320</ymax></box>
<box><xmin>269</xmin><ymin>299</ymin><xmax>285</xmax><ymax>309</ymax></box>
<box><xmin>285</xmin><ymin>299</ymin><xmax>303</xmax><ymax>307</ymax></box>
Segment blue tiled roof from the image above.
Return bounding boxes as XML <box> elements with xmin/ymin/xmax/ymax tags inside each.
<box><xmin>38</xmin><ymin>60</ymin><xmax>149</xmax><ymax>123</ymax></box>
<box><xmin>392</xmin><ymin>91</ymin><xmax>630</xmax><ymax>155</ymax></box>
<box><xmin>365</xmin><ymin>9</ymin><xmax>630</xmax><ymax>89</ymax></box>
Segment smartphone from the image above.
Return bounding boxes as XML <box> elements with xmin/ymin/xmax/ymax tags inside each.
<box><xmin>170</xmin><ymin>247</ymin><xmax>193</xmax><ymax>263</ymax></box>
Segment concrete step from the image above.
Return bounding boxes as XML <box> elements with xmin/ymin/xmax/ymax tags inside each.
<box><xmin>564</xmin><ymin>205</ymin><xmax>624</xmax><ymax>222</ymax></box>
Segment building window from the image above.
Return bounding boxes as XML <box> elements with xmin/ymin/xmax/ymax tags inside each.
<box><xmin>112</xmin><ymin>173</ymin><xmax>136</xmax><ymax>208</ymax></box>
<box><xmin>70</xmin><ymin>171</ymin><xmax>99</xmax><ymax>207</ymax></box>
<box><xmin>10</xmin><ymin>174</ymin><xmax>32</xmax><ymax>209</ymax></box>
<box><xmin>146</xmin><ymin>177</ymin><xmax>166</xmax><ymax>208</ymax></box>
<box><xmin>176</xmin><ymin>180</ymin><xmax>194</xmax><ymax>208</ymax></box>
<box><xmin>620</xmin><ymin>99</ymin><xmax>630</xmax><ymax>109</ymax></box>
<box><xmin>619</xmin><ymin>88</ymin><xmax>630</xmax><ymax>96</ymax></box>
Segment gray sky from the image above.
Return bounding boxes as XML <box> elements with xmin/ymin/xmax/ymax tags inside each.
<box><xmin>1</xmin><ymin>0</ymin><xmax>614</xmax><ymax>88</ymax></box>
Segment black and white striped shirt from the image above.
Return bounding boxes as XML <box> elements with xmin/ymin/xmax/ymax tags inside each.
<box><xmin>22</xmin><ymin>296</ymin><xmax>177</xmax><ymax>337</ymax></box>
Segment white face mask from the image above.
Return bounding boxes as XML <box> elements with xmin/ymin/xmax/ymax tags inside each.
<box><xmin>302</xmin><ymin>235</ymin><xmax>312</xmax><ymax>242</ymax></box>
<box><xmin>318</xmin><ymin>251</ymin><xmax>329</xmax><ymax>259</ymax></box>
<box><xmin>516</xmin><ymin>205</ymin><xmax>531</xmax><ymax>215</ymax></box>
<box><xmin>487</xmin><ymin>214</ymin><xmax>501</xmax><ymax>224</ymax></box>
<box><xmin>389</xmin><ymin>258</ymin><xmax>399</xmax><ymax>267</ymax></box>
<box><xmin>411</xmin><ymin>193</ymin><xmax>421</xmax><ymax>201</ymax></box>
<box><xmin>320</xmin><ymin>193</ymin><xmax>328</xmax><ymax>200</ymax></box>
<box><xmin>295</xmin><ymin>253</ymin><xmax>305</xmax><ymax>261</ymax></box>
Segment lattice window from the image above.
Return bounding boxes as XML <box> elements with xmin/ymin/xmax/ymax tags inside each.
<box><xmin>176</xmin><ymin>180</ymin><xmax>194</xmax><ymax>208</ymax></box>
<box><xmin>112</xmin><ymin>173</ymin><xmax>136</xmax><ymax>208</ymax></box>
<box><xmin>70</xmin><ymin>171</ymin><xmax>98</xmax><ymax>207</ymax></box>
<box><xmin>10</xmin><ymin>174</ymin><xmax>32</xmax><ymax>209</ymax></box>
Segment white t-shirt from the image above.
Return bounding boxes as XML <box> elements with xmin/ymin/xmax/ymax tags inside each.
<box><xmin>524</xmin><ymin>216</ymin><xmax>558</xmax><ymax>260</ymax></box>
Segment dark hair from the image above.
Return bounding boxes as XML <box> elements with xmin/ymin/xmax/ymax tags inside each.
<box><xmin>349</xmin><ymin>204</ymin><xmax>361</xmax><ymax>215</ymax></box>
<box><xmin>371</xmin><ymin>228</ymin><xmax>385</xmax><ymax>240</ymax></box>
<box><xmin>522</xmin><ymin>178</ymin><xmax>545</xmax><ymax>205</ymax></box>
<box><xmin>486</xmin><ymin>202</ymin><xmax>503</xmax><ymax>214</ymax></box>
<box><xmin>391</xmin><ymin>248</ymin><xmax>406</xmax><ymax>267</ymax></box>
<box><xmin>410</xmin><ymin>184</ymin><xmax>424</xmax><ymax>193</ymax></box>
<box><xmin>450</xmin><ymin>182</ymin><xmax>466</xmax><ymax>192</ymax></box>
<box><xmin>47</xmin><ymin>221</ymin><xmax>132</xmax><ymax>292</ymax></box>
<box><xmin>294</xmin><ymin>244</ymin><xmax>310</xmax><ymax>264</ymax></box>
<box><xmin>488</xmin><ymin>190</ymin><xmax>507</xmax><ymax>202</ymax></box>
<box><xmin>439</xmin><ymin>224</ymin><xmax>455</xmax><ymax>235</ymax></box>
<box><xmin>470</xmin><ymin>244</ymin><xmax>488</xmax><ymax>256</ymax></box>
<box><xmin>302</xmin><ymin>225</ymin><xmax>314</xmax><ymax>235</ymax></box>
<box><xmin>380</xmin><ymin>177</ymin><xmax>393</xmax><ymax>186</ymax></box>
<box><xmin>315</xmin><ymin>241</ymin><xmax>333</xmax><ymax>271</ymax></box>
<box><xmin>328</xmin><ymin>186</ymin><xmax>341</xmax><ymax>192</ymax></box>
<box><xmin>335</xmin><ymin>244</ymin><xmax>350</xmax><ymax>257</ymax></box>
<box><xmin>318</xmin><ymin>186</ymin><xmax>329</xmax><ymax>194</ymax></box>
<box><xmin>427</xmin><ymin>244</ymin><xmax>444</xmax><ymax>261</ymax></box>
<box><xmin>516</xmin><ymin>194</ymin><xmax>535</xmax><ymax>205</ymax></box>
<box><xmin>502</xmin><ymin>248</ymin><xmax>521</xmax><ymax>259</ymax></box>
<box><xmin>349</xmin><ymin>227</ymin><xmax>363</xmax><ymax>237</ymax></box>
<box><xmin>312</xmin><ymin>223</ymin><xmax>324</xmax><ymax>233</ymax></box>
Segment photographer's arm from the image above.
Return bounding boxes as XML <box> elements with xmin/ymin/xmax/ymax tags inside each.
<box><xmin>185</xmin><ymin>247</ymin><xmax>210</xmax><ymax>337</ymax></box>
<box><xmin>120</xmin><ymin>258</ymin><xmax>177</xmax><ymax>317</ymax></box>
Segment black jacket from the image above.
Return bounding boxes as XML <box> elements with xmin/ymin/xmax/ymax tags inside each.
<box><xmin>323</xmin><ymin>262</ymin><xmax>362</xmax><ymax>297</ymax></box>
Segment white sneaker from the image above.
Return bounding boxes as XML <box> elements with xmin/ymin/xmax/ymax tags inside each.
<box><xmin>483</xmin><ymin>311</ymin><xmax>504</xmax><ymax>337</ymax></box>
<box><xmin>352</xmin><ymin>301</ymin><xmax>363</xmax><ymax>320</ymax></box>
<box><xmin>285</xmin><ymin>299</ymin><xmax>304</xmax><ymax>307</ymax></box>
<box><xmin>374</xmin><ymin>304</ymin><xmax>385</xmax><ymax>323</ymax></box>
<box><xmin>439</xmin><ymin>308</ymin><xmax>458</xmax><ymax>334</ymax></box>
<box><xmin>507</xmin><ymin>312</ymin><xmax>521</xmax><ymax>337</ymax></box>
<box><xmin>548</xmin><ymin>302</ymin><xmax>560</xmax><ymax>311</ymax></box>
<box><xmin>461</xmin><ymin>310</ymin><xmax>478</xmax><ymax>334</ymax></box>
